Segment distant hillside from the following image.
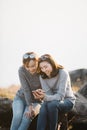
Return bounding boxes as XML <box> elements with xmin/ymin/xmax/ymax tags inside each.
<box><xmin>0</xmin><ymin>85</ymin><xmax>20</xmax><ymax>99</ymax></box>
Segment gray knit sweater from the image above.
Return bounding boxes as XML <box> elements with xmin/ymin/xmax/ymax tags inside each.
<box><xmin>16</xmin><ymin>66</ymin><xmax>42</xmax><ymax>106</ymax></box>
<box><xmin>40</xmin><ymin>69</ymin><xmax>76</xmax><ymax>104</ymax></box>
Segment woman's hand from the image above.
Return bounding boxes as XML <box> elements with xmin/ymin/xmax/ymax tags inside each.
<box><xmin>32</xmin><ymin>89</ymin><xmax>45</xmax><ymax>100</ymax></box>
<box><xmin>25</xmin><ymin>104</ymin><xmax>36</xmax><ymax>119</ymax></box>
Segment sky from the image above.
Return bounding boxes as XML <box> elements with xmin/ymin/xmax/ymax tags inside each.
<box><xmin>0</xmin><ymin>0</ymin><xmax>87</xmax><ymax>87</ymax></box>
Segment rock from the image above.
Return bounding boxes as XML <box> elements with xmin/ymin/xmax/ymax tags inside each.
<box><xmin>78</xmin><ymin>83</ymin><xmax>87</xmax><ymax>98</ymax></box>
<box><xmin>69</xmin><ymin>68</ymin><xmax>87</xmax><ymax>87</ymax></box>
<box><xmin>0</xmin><ymin>97</ymin><xmax>12</xmax><ymax>129</ymax></box>
<box><xmin>68</xmin><ymin>83</ymin><xmax>87</xmax><ymax>127</ymax></box>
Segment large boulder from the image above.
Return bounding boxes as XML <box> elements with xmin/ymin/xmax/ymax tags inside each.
<box><xmin>68</xmin><ymin>83</ymin><xmax>87</xmax><ymax>130</ymax></box>
<box><xmin>68</xmin><ymin>86</ymin><xmax>87</xmax><ymax>123</ymax></box>
<box><xmin>69</xmin><ymin>68</ymin><xmax>87</xmax><ymax>87</ymax></box>
<box><xmin>0</xmin><ymin>97</ymin><xmax>12</xmax><ymax>129</ymax></box>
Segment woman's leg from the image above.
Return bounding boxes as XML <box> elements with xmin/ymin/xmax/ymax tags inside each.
<box><xmin>18</xmin><ymin>103</ymin><xmax>41</xmax><ymax>130</ymax></box>
<box><xmin>10</xmin><ymin>96</ymin><xmax>26</xmax><ymax>130</ymax></box>
<box><xmin>47</xmin><ymin>101</ymin><xmax>59</xmax><ymax>130</ymax></box>
<box><xmin>47</xmin><ymin>100</ymin><xmax>73</xmax><ymax>130</ymax></box>
<box><xmin>37</xmin><ymin>102</ymin><xmax>48</xmax><ymax>130</ymax></box>
<box><xmin>18</xmin><ymin>106</ymin><xmax>32</xmax><ymax>130</ymax></box>
<box><xmin>57</xmin><ymin>99</ymin><xmax>73</xmax><ymax>113</ymax></box>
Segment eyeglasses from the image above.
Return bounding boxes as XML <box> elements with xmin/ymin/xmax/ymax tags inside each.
<box><xmin>23</xmin><ymin>53</ymin><xmax>36</xmax><ymax>59</ymax></box>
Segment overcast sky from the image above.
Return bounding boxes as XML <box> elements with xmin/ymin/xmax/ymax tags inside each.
<box><xmin>0</xmin><ymin>0</ymin><xmax>87</xmax><ymax>87</ymax></box>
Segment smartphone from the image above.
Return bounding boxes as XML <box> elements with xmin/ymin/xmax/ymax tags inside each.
<box><xmin>32</xmin><ymin>89</ymin><xmax>45</xmax><ymax>94</ymax></box>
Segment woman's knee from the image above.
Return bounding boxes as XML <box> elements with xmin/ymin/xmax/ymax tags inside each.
<box><xmin>39</xmin><ymin>102</ymin><xmax>47</xmax><ymax>115</ymax></box>
<box><xmin>47</xmin><ymin>101</ymin><xmax>58</xmax><ymax>112</ymax></box>
<box><xmin>13</xmin><ymin>112</ymin><xmax>22</xmax><ymax>122</ymax></box>
<box><xmin>48</xmin><ymin>100</ymin><xmax>58</xmax><ymax>107</ymax></box>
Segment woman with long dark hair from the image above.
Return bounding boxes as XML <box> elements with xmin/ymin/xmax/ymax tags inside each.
<box><xmin>33</xmin><ymin>54</ymin><xmax>76</xmax><ymax>130</ymax></box>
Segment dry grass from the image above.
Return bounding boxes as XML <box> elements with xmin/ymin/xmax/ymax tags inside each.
<box><xmin>0</xmin><ymin>85</ymin><xmax>20</xmax><ymax>99</ymax></box>
<box><xmin>72</xmin><ymin>85</ymin><xmax>80</xmax><ymax>93</ymax></box>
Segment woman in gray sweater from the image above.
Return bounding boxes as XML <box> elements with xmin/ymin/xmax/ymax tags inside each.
<box><xmin>33</xmin><ymin>54</ymin><xmax>76</xmax><ymax>130</ymax></box>
<box><xmin>10</xmin><ymin>52</ymin><xmax>42</xmax><ymax>130</ymax></box>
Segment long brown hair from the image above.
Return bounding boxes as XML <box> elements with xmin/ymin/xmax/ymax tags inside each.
<box><xmin>38</xmin><ymin>54</ymin><xmax>64</xmax><ymax>78</ymax></box>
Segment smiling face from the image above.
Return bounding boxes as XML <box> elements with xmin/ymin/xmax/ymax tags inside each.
<box><xmin>25</xmin><ymin>60</ymin><xmax>38</xmax><ymax>74</ymax></box>
<box><xmin>39</xmin><ymin>61</ymin><xmax>53</xmax><ymax>77</ymax></box>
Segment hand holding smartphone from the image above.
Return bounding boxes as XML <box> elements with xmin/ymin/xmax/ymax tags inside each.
<box><xmin>32</xmin><ymin>89</ymin><xmax>45</xmax><ymax>95</ymax></box>
<box><xmin>32</xmin><ymin>89</ymin><xmax>45</xmax><ymax>100</ymax></box>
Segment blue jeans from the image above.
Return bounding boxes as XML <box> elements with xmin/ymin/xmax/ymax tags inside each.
<box><xmin>37</xmin><ymin>99</ymin><xmax>73</xmax><ymax>130</ymax></box>
<box><xmin>10</xmin><ymin>95</ymin><xmax>41</xmax><ymax>130</ymax></box>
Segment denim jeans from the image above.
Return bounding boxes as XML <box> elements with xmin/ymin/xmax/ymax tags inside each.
<box><xmin>37</xmin><ymin>99</ymin><xmax>73</xmax><ymax>130</ymax></box>
<box><xmin>10</xmin><ymin>95</ymin><xmax>41</xmax><ymax>130</ymax></box>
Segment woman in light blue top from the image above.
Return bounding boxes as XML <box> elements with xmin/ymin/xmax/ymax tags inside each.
<box><xmin>33</xmin><ymin>54</ymin><xmax>76</xmax><ymax>130</ymax></box>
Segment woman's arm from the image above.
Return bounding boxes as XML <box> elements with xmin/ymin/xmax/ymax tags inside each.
<box><xmin>18</xmin><ymin>67</ymin><xmax>32</xmax><ymax>106</ymax></box>
<box><xmin>42</xmin><ymin>70</ymin><xmax>69</xmax><ymax>101</ymax></box>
